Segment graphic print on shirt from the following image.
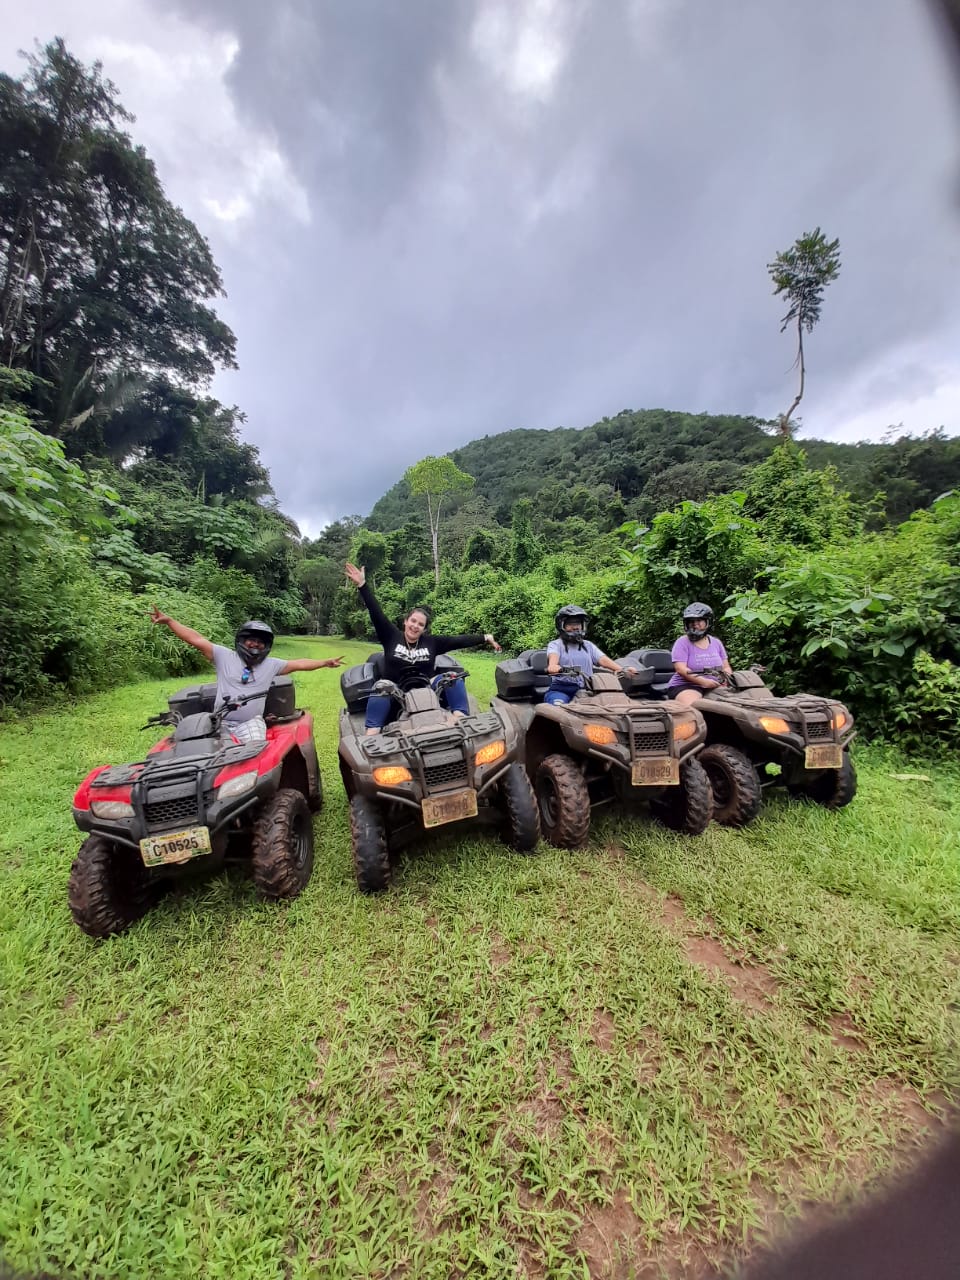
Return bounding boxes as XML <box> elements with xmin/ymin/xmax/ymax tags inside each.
<box><xmin>392</xmin><ymin>643</ymin><xmax>431</xmax><ymax>665</ymax></box>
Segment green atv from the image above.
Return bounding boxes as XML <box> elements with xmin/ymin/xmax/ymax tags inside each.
<box><xmin>491</xmin><ymin>650</ymin><xmax>712</xmax><ymax>848</ymax></box>
<box><xmin>616</xmin><ymin>650</ymin><xmax>856</xmax><ymax>825</ymax></box>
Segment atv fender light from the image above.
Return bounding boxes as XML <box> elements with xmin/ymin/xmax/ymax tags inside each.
<box><xmin>474</xmin><ymin>740</ymin><xmax>506</xmax><ymax>765</ymax></box>
<box><xmin>673</xmin><ymin>718</ymin><xmax>697</xmax><ymax>741</ymax></box>
<box><xmin>583</xmin><ymin>724</ymin><xmax>616</xmax><ymax>745</ymax></box>
<box><xmin>832</xmin><ymin>711</ymin><xmax>847</xmax><ymax>731</ymax></box>
<box><xmin>90</xmin><ymin>799</ymin><xmax>134</xmax><ymax>819</ymax></box>
<box><xmin>373</xmin><ymin>766</ymin><xmax>413</xmax><ymax>786</ymax></box>
<box><xmin>217</xmin><ymin>770</ymin><xmax>259</xmax><ymax>800</ymax></box>
<box><xmin>759</xmin><ymin>716</ymin><xmax>791</xmax><ymax>735</ymax></box>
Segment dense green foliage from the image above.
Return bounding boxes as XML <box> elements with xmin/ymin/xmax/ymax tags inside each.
<box><xmin>0</xmin><ymin>44</ymin><xmax>306</xmax><ymax>707</ymax></box>
<box><xmin>344</xmin><ymin>439</ymin><xmax>960</xmax><ymax>750</ymax></box>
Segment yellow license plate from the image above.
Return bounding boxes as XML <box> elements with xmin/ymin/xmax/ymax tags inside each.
<box><xmin>804</xmin><ymin>744</ymin><xmax>842</xmax><ymax>769</ymax></box>
<box><xmin>422</xmin><ymin>789</ymin><xmax>478</xmax><ymax>828</ymax></box>
<box><xmin>632</xmin><ymin>758</ymin><xmax>680</xmax><ymax>786</ymax></box>
<box><xmin>140</xmin><ymin>825</ymin><xmax>211</xmax><ymax>867</ymax></box>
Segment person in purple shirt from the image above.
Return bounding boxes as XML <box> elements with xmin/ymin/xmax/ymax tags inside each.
<box><xmin>667</xmin><ymin>602</ymin><xmax>734</xmax><ymax>705</ymax></box>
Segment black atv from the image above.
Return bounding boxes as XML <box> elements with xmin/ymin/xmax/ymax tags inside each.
<box><xmin>616</xmin><ymin>650</ymin><xmax>856</xmax><ymax>825</ymax></box>
<box><xmin>69</xmin><ymin>678</ymin><xmax>322</xmax><ymax>938</ymax></box>
<box><xmin>491</xmin><ymin>651</ymin><xmax>713</xmax><ymax>848</ymax></box>
<box><xmin>338</xmin><ymin>654</ymin><xmax>540</xmax><ymax>893</ymax></box>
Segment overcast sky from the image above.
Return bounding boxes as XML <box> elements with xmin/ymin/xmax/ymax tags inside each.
<box><xmin>4</xmin><ymin>1</ymin><xmax>960</xmax><ymax>533</ymax></box>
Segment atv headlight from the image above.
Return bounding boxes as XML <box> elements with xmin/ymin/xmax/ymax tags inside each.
<box><xmin>90</xmin><ymin>799</ymin><xmax>134</xmax><ymax>819</ymax></box>
<box><xmin>759</xmin><ymin>715</ymin><xmax>791</xmax><ymax>735</ymax></box>
<box><xmin>217</xmin><ymin>770</ymin><xmax>259</xmax><ymax>800</ymax></box>
<box><xmin>474</xmin><ymin>740</ymin><xmax>506</xmax><ymax>766</ymax></box>
<box><xmin>832</xmin><ymin>711</ymin><xmax>848</xmax><ymax>731</ymax></box>
<box><xmin>673</xmin><ymin>717</ymin><xmax>697</xmax><ymax>741</ymax></box>
<box><xmin>583</xmin><ymin>724</ymin><xmax>616</xmax><ymax>745</ymax></box>
<box><xmin>373</xmin><ymin>766</ymin><xmax>412</xmax><ymax>786</ymax></box>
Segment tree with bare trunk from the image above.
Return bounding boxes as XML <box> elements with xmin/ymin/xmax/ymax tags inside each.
<box><xmin>404</xmin><ymin>454</ymin><xmax>475</xmax><ymax>584</ymax></box>
<box><xmin>767</xmin><ymin>228</ymin><xmax>841</xmax><ymax>439</ymax></box>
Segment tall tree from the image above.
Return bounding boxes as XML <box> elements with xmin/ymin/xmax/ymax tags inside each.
<box><xmin>404</xmin><ymin>454</ymin><xmax>475</xmax><ymax>583</ymax></box>
<box><xmin>0</xmin><ymin>39</ymin><xmax>236</xmax><ymax>429</ymax></box>
<box><xmin>767</xmin><ymin>228</ymin><xmax>841</xmax><ymax>439</ymax></box>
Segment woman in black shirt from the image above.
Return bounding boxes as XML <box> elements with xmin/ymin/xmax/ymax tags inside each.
<box><xmin>345</xmin><ymin>563</ymin><xmax>501</xmax><ymax>733</ymax></box>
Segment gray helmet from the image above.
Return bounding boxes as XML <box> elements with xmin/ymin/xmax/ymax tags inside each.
<box><xmin>235</xmin><ymin>619</ymin><xmax>274</xmax><ymax>667</ymax></box>
<box><xmin>555</xmin><ymin>605</ymin><xmax>588</xmax><ymax>645</ymax></box>
<box><xmin>682</xmin><ymin>601</ymin><xmax>713</xmax><ymax>640</ymax></box>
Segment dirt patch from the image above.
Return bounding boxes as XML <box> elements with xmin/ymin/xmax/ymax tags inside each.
<box><xmin>62</xmin><ymin>990</ymin><xmax>78</xmax><ymax>1012</ymax></box>
<box><xmin>521</xmin><ymin>1058</ymin><xmax>568</xmax><ymax>1139</ymax></box>
<box><xmin>682</xmin><ymin>934</ymin><xmax>780</xmax><ymax>1013</ymax></box>
<box><xmin>628</xmin><ymin>872</ymin><xmax>782</xmax><ymax>1015</ymax></box>
<box><xmin>490</xmin><ymin>933</ymin><xmax>512</xmax><ymax>969</ymax></box>
<box><xmin>591</xmin><ymin>1008</ymin><xmax>617</xmax><ymax>1053</ymax></box>
<box><xmin>574</xmin><ymin>1190</ymin><xmax>691</xmax><ymax>1279</ymax></box>
<box><xmin>867</xmin><ymin>1076</ymin><xmax>952</xmax><ymax>1134</ymax></box>
<box><xmin>412</xmin><ymin>1147</ymin><xmax>457</xmax><ymax>1240</ymax></box>
<box><xmin>827</xmin><ymin>1010</ymin><xmax>866</xmax><ymax>1052</ymax></box>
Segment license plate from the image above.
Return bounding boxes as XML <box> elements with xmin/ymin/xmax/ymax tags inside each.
<box><xmin>140</xmin><ymin>825</ymin><xmax>211</xmax><ymax>867</ymax></box>
<box><xmin>422</xmin><ymin>789</ymin><xmax>478</xmax><ymax>828</ymax></box>
<box><xmin>804</xmin><ymin>744</ymin><xmax>842</xmax><ymax>770</ymax></box>
<box><xmin>632</xmin><ymin>758</ymin><xmax>680</xmax><ymax>786</ymax></box>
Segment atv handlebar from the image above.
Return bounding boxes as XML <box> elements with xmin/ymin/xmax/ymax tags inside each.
<box><xmin>373</xmin><ymin>668</ymin><xmax>469</xmax><ymax>706</ymax></box>
<box><xmin>700</xmin><ymin>667</ymin><xmax>733</xmax><ymax>688</ymax></box>
<box><xmin>142</xmin><ymin>688</ymin><xmax>266</xmax><ymax>732</ymax></box>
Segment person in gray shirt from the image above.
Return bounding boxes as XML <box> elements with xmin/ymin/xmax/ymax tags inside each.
<box><xmin>149</xmin><ymin>608</ymin><xmax>343</xmax><ymax>742</ymax></box>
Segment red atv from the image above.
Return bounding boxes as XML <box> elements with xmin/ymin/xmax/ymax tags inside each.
<box><xmin>69</xmin><ymin>677</ymin><xmax>322</xmax><ymax>938</ymax></box>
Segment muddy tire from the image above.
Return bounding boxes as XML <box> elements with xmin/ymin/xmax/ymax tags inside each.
<box><xmin>799</xmin><ymin>753</ymin><xmax>857</xmax><ymax>809</ymax></box>
<box><xmin>251</xmin><ymin>788</ymin><xmax>315</xmax><ymax>899</ymax></box>
<box><xmin>349</xmin><ymin>794</ymin><xmax>391</xmax><ymax>893</ymax></box>
<box><xmin>649</xmin><ymin>757</ymin><xmax>714</xmax><ymax>835</ymax></box>
<box><xmin>535</xmin><ymin>753</ymin><xmax>591</xmax><ymax>849</ymax></box>
<box><xmin>699</xmin><ymin>744</ymin><xmax>762</xmax><ymax>827</ymax></box>
<box><xmin>499</xmin><ymin>761</ymin><xmax>540</xmax><ymax>852</ymax></box>
<box><xmin>308</xmin><ymin>773</ymin><xmax>323</xmax><ymax>814</ymax></box>
<box><xmin>68</xmin><ymin>834</ymin><xmax>155</xmax><ymax>938</ymax></box>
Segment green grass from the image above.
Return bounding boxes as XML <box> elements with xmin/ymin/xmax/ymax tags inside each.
<box><xmin>1</xmin><ymin>639</ymin><xmax>958</xmax><ymax>1279</ymax></box>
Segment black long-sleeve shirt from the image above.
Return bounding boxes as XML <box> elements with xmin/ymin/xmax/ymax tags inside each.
<box><xmin>358</xmin><ymin>583</ymin><xmax>485</xmax><ymax>690</ymax></box>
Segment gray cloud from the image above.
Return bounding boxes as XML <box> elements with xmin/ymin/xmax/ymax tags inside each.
<box><xmin>4</xmin><ymin>0</ymin><xmax>960</xmax><ymax>529</ymax></box>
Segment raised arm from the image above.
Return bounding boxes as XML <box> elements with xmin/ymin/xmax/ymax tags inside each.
<box><xmin>344</xmin><ymin>562</ymin><xmax>396</xmax><ymax>648</ymax></box>
<box><xmin>150</xmin><ymin>605</ymin><xmax>214</xmax><ymax>662</ymax></box>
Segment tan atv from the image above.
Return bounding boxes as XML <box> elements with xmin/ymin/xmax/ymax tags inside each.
<box><xmin>338</xmin><ymin>654</ymin><xmax>540</xmax><ymax>892</ymax></box>
<box><xmin>492</xmin><ymin>650</ymin><xmax>712</xmax><ymax>848</ymax></box>
<box><xmin>616</xmin><ymin>650</ymin><xmax>856</xmax><ymax>825</ymax></box>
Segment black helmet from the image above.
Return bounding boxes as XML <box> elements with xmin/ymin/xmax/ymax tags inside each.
<box><xmin>555</xmin><ymin>605</ymin><xmax>588</xmax><ymax>645</ymax></box>
<box><xmin>235</xmin><ymin>619</ymin><xmax>274</xmax><ymax>666</ymax></box>
<box><xmin>682</xmin><ymin>602</ymin><xmax>713</xmax><ymax>640</ymax></box>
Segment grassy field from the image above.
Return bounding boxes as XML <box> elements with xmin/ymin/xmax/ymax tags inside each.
<box><xmin>1</xmin><ymin>637</ymin><xmax>958</xmax><ymax>1279</ymax></box>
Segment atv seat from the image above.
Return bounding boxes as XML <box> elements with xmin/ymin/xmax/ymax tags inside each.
<box><xmin>617</xmin><ymin>649</ymin><xmax>675</xmax><ymax>698</ymax></box>
<box><xmin>168</xmin><ymin>676</ymin><xmax>298</xmax><ymax>722</ymax></box>
<box><xmin>494</xmin><ymin>649</ymin><xmax>552</xmax><ymax>702</ymax></box>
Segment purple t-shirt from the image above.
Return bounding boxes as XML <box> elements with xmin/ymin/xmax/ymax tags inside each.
<box><xmin>667</xmin><ymin>635</ymin><xmax>728</xmax><ymax>689</ymax></box>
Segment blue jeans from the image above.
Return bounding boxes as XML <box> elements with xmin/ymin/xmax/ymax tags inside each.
<box><xmin>364</xmin><ymin>675</ymin><xmax>469</xmax><ymax>729</ymax></box>
<box><xmin>543</xmin><ymin>677</ymin><xmax>581</xmax><ymax>706</ymax></box>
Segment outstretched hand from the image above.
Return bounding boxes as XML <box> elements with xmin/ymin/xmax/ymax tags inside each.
<box><xmin>149</xmin><ymin>603</ymin><xmax>170</xmax><ymax>626</ymax></box>
<box><xmin>324</xmin><ymin>656</ymin><xmax>345</xmax><ymax>668</ymax></box>
<box><xmin>483</xmin><ymin>633</ymin><xmax>502</xmax><ymax>652</ymax></box>
<box><xmin>344</xmin><ymin>562</ymin><xmax>366</xmax><ymax>588</ymax></box>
